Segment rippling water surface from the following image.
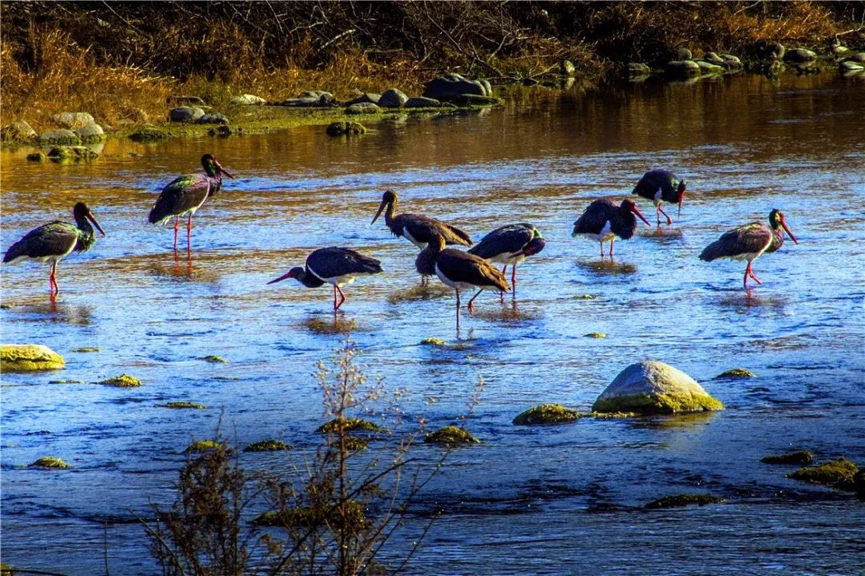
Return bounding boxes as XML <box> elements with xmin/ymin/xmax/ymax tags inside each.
<box><xmin>2</xmin><ymin>73</ymin><xmax>864</xmax><ymax>574</ymax></box>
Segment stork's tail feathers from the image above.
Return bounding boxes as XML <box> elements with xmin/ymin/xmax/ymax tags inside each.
<box><xmin>148</xmin><ymin>199</ymin><xmax>174</xmax><ymax>225</ymax></box>
<box><xmin>3</xmin><ymin>241</ymin><xmax>26</xmax><ymax>263</ymax></box>
<box><xmin>699</xmin><ymin>241</ymin><xmax>725</xmax><ymax>262</ymax></box>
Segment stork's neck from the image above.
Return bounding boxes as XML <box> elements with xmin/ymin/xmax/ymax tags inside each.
<box><xmin>384</xmin><ymin>199</ymin><xmax>397</xmax><ymax>227</ymax></box>
<box><xmin>297</xmin><ymin>267</ymin><xmax>325</xmax><ymax>288</ymax></box>
<box><xmin>73</xmin><ymin>213</ymin><xmax>97</xmax><ymax>251</ymax></box>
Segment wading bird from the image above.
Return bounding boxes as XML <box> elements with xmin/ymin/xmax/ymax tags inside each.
<box><xmin>632</xmin><ymin>169</ymin><xmax>686</xmax><ymax>225</ymax></box>
<box><xmin>267</xmin><ymin>247</ymin><xmax>383</xmax><ymax>311</ymax></box>
<box><xmin>371</xmin><ymin>190</ymin><xmax>472</xmax><ymax>250</ymax></box>
<box><xmin>417</xmin><ymin>235</ymin><xmax>510</xmax><ymax>330</ymax></box>
<box><xmin>148</xmin><ymin>154</ymin><xmax>235</xmax><ymax>251</ymax></box>
<box><xmin>468</xmin><ymin>223</ymin><xmax>545</xmax><ymax>298</ymax></box>
<box><xmin>3</xmin><ymin>202</ymin><xmax>106</xmax><ymax>297</ymax></box>
<box><xmin>572</xmin><ymin>199</ymin><xmax>651</xmax><ymax>258</ymax></box>
<box><xmin>699</xmin><ymin>209</ymin><xmax>798</xmax><ymax>291</ymax></box>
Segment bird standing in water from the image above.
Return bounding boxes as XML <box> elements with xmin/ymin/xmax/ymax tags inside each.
<box><xmin>3</xmin><ymin>202</ymin><xmax>106</xmax><ymax>298</ymax></box>
<box><xmin>572</xmin><ymin>199</ymin><xmax>651</xmax><ymax>259</ymax></box>
<box><xmin>699</xmin><ymin>209</ymin><xmax>798</xmax><ymax>291</ymax></box>
<box><xmin>371</xmin><ymin>190</ymin><xmax>472</xmax><ymax>250</ymax></box>
<box><xmin>417</xmin><ymin>235</ymin><xmax>510</xmax><ymax>330</ymax></box>
<box><xmin>268</xmin><ymin>247</ymin><xmax>383</xmax><ymax>311</ymax></box>
<box><xmin>468</xmin><ymin>223</ymin><xmax>545</xmax><ymax>299</ymax></box>
<box><xmin>632</xmin><ymin>169</ymin><xmax>686</xmax><ymax>226</ymax></box>
<box><xmin>148</xmin><ymin>154</ymin><xmax>235</xmax><ymax>252</ymax></box>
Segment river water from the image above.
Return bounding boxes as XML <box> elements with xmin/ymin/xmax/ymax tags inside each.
<box><xmin>2</xmin><ymin>72</ymin><xmax>864</xmax><ymax>574</ymax></box>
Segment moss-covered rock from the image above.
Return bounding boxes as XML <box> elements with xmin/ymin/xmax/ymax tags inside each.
<box><xmin>788</xmin><ymin>458</ymin><xmax>859</xmax><ymax>490</ymax></box>
<box><xmin>201</xmin><ymin>355</ymin><xmax>227</xmax><ymax>363</ymax></box>
<box><xmin>28</xmin><ymin>456</ymin><xmax>69</xmax><ymax>469</ymax></box>
<box><xmin>420</xmin><ymin>337</ymin><xmax>447</xmax><ymax>346</ymax></box>
<box><xmin>2</xmin><ymin>120</ymin><xmax>38</xmax><ymax>143</ymax></box>
<box><xmin>424</xmin><ymin>425</ymin><xmax>480</xmax><ymax>446</ymax></box>
<box><xmin>158</xmin><ymin>401</ymin><xmax>206</xmax><ymax>409</ymax></box>
<box><xmin>1</xmin><ymin>562</ymin><xmax>14</xmax><ymax>575</ymax></box>
<box><xmin>326</xmin><ymin>121</ymin><xmax>366</xmax><ymax>136</ymax></box>
<box><xmin>316</xmin><ymin>417</ymin><xmax>389</xmax><ymax>434</ymax></box>
<box><xmin>345</xmin><ymin>102</ymin><xmax>381</xmax><ymax>115</ymax></box>
<box><xmin>513</xmin><ymin>403</ymin><xmax>582</xmax><ymax>426</ymax></box>
<box><xmin>331</xmin><ymin>437</ymin><xmax>369</xmax><ymax>451</ymax></box>
<box><xmin>784</xmin><ymin>48</ymin><xmax>817</xmax><ymax>63</ymax></box>
<box><xmin>0</xmin><ymin>344</ymin><xmax>65</xmax><ymax>373</ymax></box>
<box><xmin>695</xmin><ymin>61</ymin><xmax>725</xmax><ymax>74</ymax></box>
<box><xmin>592</xmin><ymin>361</ymin><xmax>724</xmax><ymax>415</ymax></box>
<box><xmin>47</xmin><ymin>146</ymin><xmax>99</xmax><ymax>162</ymax></box>
<box><xmin>761</xmin><ymin>450</ymin><xmax>812</xmax><ymax>465</ymax></box>
<box><xmin>664</xmin><ymin>60</ymin><xmax>701</xmax><ymax>78</ymax></box>
<box><xmin>97</xmin><ymin>374</ymin><xmax>141</xmax><ymax>387</ymax></box>
<box><xmin>129</xmin><ymin>125</ymin><xmax>170</xmax><ymax>142</ymax></box>
<box><xmin>715</xmin><ymin>368</ymin><xmax>756</xmax><ymax>379</ymax></box>
<box><xmin>252</xmin><ymin>500</ymin><xmax>365</xmax><ymax>530</ymax></box>
<box><xmin>185</xmin><ymin>440</ymin><xmax>223</xmax><ymax>453</ymax></box>
<box><xmin>585</xmin><ymin>332</ymin><xmax>606</xmax><ymax>339</ymax></box>
<box><xmin>26</xmin><ymin>151</ymin><xmax>47</xmax><ymax>162</ymax></box>
<box><xmin>72</xmin><ymin>346</ymin><xmax>100</xmax><ymax>353</ymax></box>
<box><xmin>243</xmin><ymin>439</ymin><xmax>292</xmax><ymax>452</ymax></box>
<box><xmin>38</xmin><ymin>129</ymin><xmax>81</xmax><ymax>145</ymax></box>
<box><xmin>49</xmin><ymin>379</ymin><xmax>84</xmax><ymax>384</ymax></box>
<box><xmin>645</xmin><ymin>494</ymin><xmax>725</xmax><ymax>509</ymax></box>
<box><xmin>76</xmin><ymin>122</ymin><xmax>105</xmax><ymax>143</ymax></box>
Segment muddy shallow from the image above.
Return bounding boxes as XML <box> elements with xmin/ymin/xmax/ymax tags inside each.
<box><xmin>2</xmin><ymin>72</ymin><xmax>864</xmax><ymax>574</ymax></box>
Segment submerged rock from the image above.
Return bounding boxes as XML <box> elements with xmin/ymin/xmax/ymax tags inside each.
<box><xmin>513</xmin><ymin>403</ymin><xmax>582</xmax><ymax>426</ymax></box>
<box><xmin>326</xmin><ymin>121</ymin><xmax>366</xmax><ymax>136</ymax></box>
<box><xmin>316</xmin><ymin>417</ymin><xmax>388</xmax><ymax>434</ymax></box>
<box><xmin>761</xmin><ymin>450</ymin><xmax>813</xmax><ymax>465</ymax></box>
<box><xmin>592</xmin><ymin>361</ymin><xmax>724</xmax><ymax>415</ymax></box>
<box><xmin>244</xmin><ymin>439</ymin><xmax>292</xmax><ymax>452</ymax></box>
<box><xmin>424</xmin><ymin>425</ymin><xmax>480</xmax><ymax>446</ymax></box>
<box><xmin>97</xmin><ymin>374</ymin><xmax>141</xmax><ymax>387</ymax></box>
<box><xmin>2</xmin><ymin>120</ymin><xmax>37</xmax><ymax>143</ymax></box>
<box><xmin>715</xmin><ymin>368</ymin><xmax>756</xmax><ymax>379</ymax></box>
<box><xmin>47</xmin><ymin>146</ymin><xmax>99</xmax><ymax>162</ymax></box>
<box><xmin>157</xmin><ymin>401</ymin><xmax>206</xmax><ymax>409</ymax></box>
<box><xmin>231</xmin><ymin>94</ymin><xmax>267</xmax><ymax>105</ymax></box>
<box><xmin>788</xmin><ymin>458</ymin><xmax>859</xmax><ymax>490</ymax></box>
<box><xmin>345</xmin><ymin>102</ymin><xmax>382</xmax><ymax>115</ymax></box>
<box><xmin>72</xmin><ymin>346</ymin><xmax>100</xmax><ymax>353</ymax></box>
<box><xmin>0</xmin><ymin>345</ymin><xmax>65</xmax><ymax>373</ymax></box>
<box><xmin>201</xmin><ymin>355</ymin><xmax>227</xmax><ymax>363</ymax></box>
<box><xmin>28</xmin><ymin>456</ymin><xmax>69</xmax><ymax>469</ymax></box>
<box><xmin>129</xmin><ymin>125</ymin><xmax>170</xmax><ymax>142</ymax></box>
<box><xmin>585</xmin><ymin>332</ymin><xmax>606</xmax><ymax>339</ymax></box>
<box><xmin>645</xmin><ymin>493</ymin><xmax>725</xmax><ymax>509</ymax></box>
<box><xmin>185</xmin><ymin>440</ymin><xmax>223</xmax><ymax>453</ymax></box>
<box><xmin>38</xmin><ymin>129</ymin><xmax>80</xmax><ymax>145</ymax></box>
<box><xmin>405</xmin><ymin>96</ymin><xmax>441</xmax><ymax>108</ymax></box>
<box><xmin>169</xmin><ymin>106</ymin><xmax>205</xmax><ymax>123</ymax></box>
<box><xmin>378</xmin><ymin>88</ymin><xmax>409</xmax><ymax>108</ymax></box>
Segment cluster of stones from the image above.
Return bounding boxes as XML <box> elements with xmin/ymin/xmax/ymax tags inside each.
<box><xmin>5</xmin><ymin>111</ymin><xmax>106</xmax><ymax>163</ymax></box>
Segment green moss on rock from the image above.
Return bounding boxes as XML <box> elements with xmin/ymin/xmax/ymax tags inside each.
<box><xmin>331</xmin><ymin>437</ymin><xmax>369</xmax><ymax>451</ymax></box>
<box><xmin>513</xmin><ymin>403</ymin><xmax>582</xmax><ymax>426</ymax></box>
<box><xmin>158</xmin><ymin>401</ymin><xmax>206</xmax><ymax>409</ymax></box>
<box><xmin>420</xmin><ymin>337</ymin><xmax>447</xmax><ymax>346</ymax></box>
<box><xmin>0</xmin><ymin>344</ymin><xmax>65</xmax><ymax>373</ymax></box>
<box><xmin>788</xmin><ymin>458</ymin><xmax>859</xmax><ymax>490</ymax></box>
<box><xmin>252</xmin><ymin>500</ymin><xmax>365</xmax><ymax>529</ymax></box>
<box><xmin>49</xmin><ymin>379</ymin><xmax>84</xmax><ymax>384</ymax></box>
<box><xmin>185</xmin><ymin>440</ymin><xmax>223</xmax><ymax>453</ymax></box>
<box><xmin>761</xmin><ymin>450</ymin><xmax>812</xmax><ymax>465</ymax></box>
<box><xmin>715</xmin><ymin>368</ymin><xmax>756</xmax><ymax>379</ymax></box>
<box><xmin>592</xmin><ymin>392</ymin><xmax>724</xmax><ymax>415</ymax></box>
<box><xmin>72</xmin><ymin>346</ymin><xmax>101</xmax><ymax>353</ymax></box>
<box><xmin>645</xmin><ymin>493</ymin><xmax>725</xmax><ymax>509</ymax></box>
<box><xmin>316</xmin><ymin>417</ymin><xmax>388</xmax><ymax>434</ymax></box>
<box><xmin>424</xmin><ymin>425</ymin><xmax>480</xmax><ymax>445</ymax></box>
<box><xmin>47</xmin><ymin>145</ymin><xmax>99</xmax><ymax>162</ymax></box>
<box><xmin>97</xmin><ymin>374</ymin><xmax>141</xmax><ymax>387</ymax></box>
<box><xmin>326</xmin><ymin>121</ymin><xmax>366</xmax><ymax>136</ymax></box>
<box><xmin>244</xmin><ymin>439</ymin><xmax>292</xmax><ymax>452</ymax></box>
<box><xmin>28</xmin><ymin>456</ymin><xmax>69</xmax><ymax>469</ymax></box>
<box><xmin>201</xmin><ymin>355</ymin><xmax>227</xmax><ymax>363</ymax></box>
<box><xmin>1</xmin><ymin>562</ymin><xmax>13</xmax><ymax>575</ymax></box>
<box><xmin>585</xmin><ymin>332</ymin><xmax>606</xmax><ymax>339</ymax></box>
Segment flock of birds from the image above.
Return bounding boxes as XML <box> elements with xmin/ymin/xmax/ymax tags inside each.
<box><xmin>3</xmin><ymin>154</ymin><xmax>799</xmax><ymax>329</ymax></box>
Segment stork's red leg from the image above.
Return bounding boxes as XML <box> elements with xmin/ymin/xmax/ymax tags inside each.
<box><xmin>743</xmin><ymin>263</ymin><xmax>752</xmax><ymax>290</ymax></box>
<box><xmin>455</xmin><ymin>290</ymin><xmax>461</xmax><ymax>330</ymax></box>
<box><xmin>173</xmin><ymin>219</ymin><xmax>179</xmax><ymax>251</ymax></box>
<box><xmin>187</xmin><ymin>214</ymin><xmax>193</xmax><ymax>251</ymax></box>
<box><xmin>609</xmin><ymin>239</ymin><xmax>615</xmax><ymax>259</ymax></box>
<box><xmin>49</xmin><ymin>261</ymin><xmax>58</xmax><ymax>294</ymax></box>
<box><xmin>748</xmin><ymin>265</ymin><xmax>763</xmax><ymax>285</ymax></box>
<box><xmin>335</xmin><ymin>285</ymin><xmax>347</xmax><ymax>310</ymax></box>
<box><xmin>467</xmin><ymin>289</ymin><xmax>483</xmax><ymax>315</ymax></box>
<box><xmin>658</xmin><ymin>205</ymin><xmax>672</xmax><ymax>225</ymax></box>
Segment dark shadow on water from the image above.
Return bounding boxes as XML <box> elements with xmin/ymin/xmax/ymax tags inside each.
<box><xmin>625</xmin><ymin>410</ymin><xmax>720</xmax><ymax>431</ymax></box>
<box><xmin>387</xmin><ymin>283</ymin><xmax>450</xmax><ymax>304</ymax></box>
<box><xmin>575</xmin><ymin>259</ymin><xmax>637</xmax><ymax>276</ymax></box>
<box><xmin>300</xmin><ymin>314</ymin><xmax>363</xmax><ymax>335</ymax></box>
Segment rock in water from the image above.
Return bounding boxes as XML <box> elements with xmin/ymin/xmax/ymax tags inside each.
<box><xmin>561</xmin><ymin>59</ymin><xmax>576</xmax><ymax>77</ymax></box>
<box><xmin>2</xmin><ymin>120</ymin><xmax>38</xmax><ymax>143</ymax></box>
<box><xmin>75</xmin><ymin>122</ymin><xmax>105</xmax><ymax>142</ymax></box>
<box><xmin>345</xmin><ymin>102</ymin><xmax>381</xmax><ymax>115</ymax></box>
<box><xmin>0</xmin><ymin>345</ymin><xmax>65</xmax><ymax>373</ymax></box>
<box><xmin>378</xmin><ymin>88</ymin><xmax>409</xmax><ymax>108</ymax></box>
<box><xmin>404</xmin><ymin>97</ymin><xmax>441</xmax><ymax>108</ymax></box>
<box><xmin>664</xmin><ymin>60</ymin><xmax>701</xmax><ymax>78</ymax></box>
<box><xmin>592</xmin><ymin>360</ymin><xmax>724</xmax><ymax>414</ymax></box>
<box><xmin>784</xmin><ymin>48</ymin><xmax>817</xmax><ymax>63</ymax></box>
<box><xmin>423</xmin><ymin>74</ymin><xmax>487</xmax><ymax>101</ymax></box>
<box><xmin>676</xmin><ymin>48</ymin><xmax>693</xmax><ymax>60</ymax></box>
<box><xmin>38</xmin><ymin>129</ymin><xmax>81</xmax><ymax>145</ymax></box>
<box><xmin>345</xmin><ymin>93</ymin><xmax>382</xmax><ymax>106</ymax></box>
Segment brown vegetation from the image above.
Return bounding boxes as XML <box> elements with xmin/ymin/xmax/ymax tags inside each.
<box><xmin>1</xmin><ymin>2</ymin><xmax>862</xmax><ymax>131</ymax></box>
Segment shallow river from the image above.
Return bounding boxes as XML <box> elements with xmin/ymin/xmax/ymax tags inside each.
<box><xmin>2</xmin><ymin>72</ymin><xmax>864</xmax><ymax>575</ymax></box>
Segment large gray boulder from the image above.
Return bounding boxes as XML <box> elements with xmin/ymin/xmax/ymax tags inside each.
<box><xmin>379</xmin><ymin>88</ymin><xmax>409</xmax><ymax>108</ymax></box>
<box><xmin>51</xmin><ymin>112</ymin><xmax>95</xmax><ymax>130</ymax></box>
<box><xmin>169</xmin><ymin>106</ymin><xmax>205</xmax><ymax>122</ymax></box>
<box><xmin>592</xmin><ymin>360</ymin><xmax>724</xmax><ymax>415</ymax></box>
<box><xmin>75</xmin><ymin>123</ymin><xmax>105</xmax><ymax>142</ymax></box>
<box><xmin>784</xmin><ymin>48</ymin><xmax>817</xmax><ymax>63</ymax></box>
<box><xmin>664</xmin><ymin>60</ymin><xmax>701</xmax><ymax>78</ymax></box>
<box><xmin>38</xmin><ymin>129</ymin><xmax>80</xmax><ymax>145</ymax></box>
<box><xmin>423</xmin><ymin>73</ymin><xmax>488</xmax><ymax>101</ymax></box>
<box><xmin>2</xmin><ymin>120</ymin><xmax>37</xmax><ymax>142</ymax></box>
<box><xmin>404</xmin><ymin>96</ymin><xmax>441</xmax><ymax>108</ymax></box>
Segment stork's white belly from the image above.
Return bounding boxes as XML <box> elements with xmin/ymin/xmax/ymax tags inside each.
<box><xmin>487</xmin><ymin>251</ymin><xmax>526</xmax><ymax>265</ymax></box>
<box><xmin>577</xmin><ymin>221</ymin><xmax>615</xmax><ymax>243</ymax></box>
<box><xmin>307</xmin><ymin>264</ymin><xmax>358</xmax><ymax>287</ymax></box>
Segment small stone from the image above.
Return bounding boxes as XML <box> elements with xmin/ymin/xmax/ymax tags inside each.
<box><xmin>345</xmin><ymin>102</ymin><xmax>381</xmax><ymax>115</ymax></box>
<box><xmin>2</xmin><ymin>120</ymin><xmax>37</xmax><ymax>143</ymax></box>
<box><xmin>72</xmin><ymin>347</ymin><xmax>100</xmax><ymax>353</ymax></box>
<box><xmin>197</xmin><ymin>113</ymin><xmax>229</xmax><ymax>125</ymax></box>
<box><xmin>244</xmin><ymin>439</ymin><xmax>292</xmax><ymax>452</ymax></box>
<box><xmin>628</xmin><ymin>62</ymin><xmax>652</xmax><ymax>76</ymax></box>
<box><xmin>28</xmin><ymin>456</ymin><xmax>69</xmax><ymax>469</ymax></box>
<box><xmin>49</xmin><ymin>379</ymin><xmax>84</xmax><ymax>384</ymax></box>
<box><xmin>788</xmin><ymin>458</ymin><xmax>859</xmax><ymax>490</ymax></box>
<box><xmin>326</xmin><ymin>121</ymin><xmax>366</xmax><ymax>136</ymax></box>
<box><xmin>676</xmin><ymin>48</ymin><xmax>693</xmax><ymax>60</ymax></box>
<box><xmin>47</xmin><ymin>146</ymin><xmax>99</xmax><ymax>162</ymax></box>
<box><xmin>645</xmin><ymin>494</ymin><xmax>725</xmax><ymax>509</ymax></box>
<box><xmin>97</xmin><ymin>374</ymin><xmax>141</xmax><ymax>387</ymax></box>
<box><xmin>420</xmin><ymin>337</ymin><xmax>446</xmax><ymax>346</ymax></box>
<box><xmin>664</xmin><ymin>60</ymin><xmax>701</xmax><ymax>78</ymax></box>
<box><xmin>298</xmin><ymin>90</ymin><xmax>338</xmax><ymax>106</ymax></box>
<box><xmin>168</xmin><ymin>106</ymin><xmax>205</xmax><ymax>123</ymax></box>
<box><xmin>51</xmin><ymin>112</ymin><xmax>95</xmax><ymax>130</ymax></box>
<box><xmin>761</xmin><ymin>450</ymin><xmax>813</xmax><ymax>465</ymax></box>
<box><xmin>404</xmin><ymin>97</ymin><xmax>441</xmax><ymax>108</ymax></box>
<box><xmin>784</xmin><ymin>48</ymin><xmax>817</xmax><ymax>63</ymax></box>
<box><xmin>230</xmin><ymin>94</ymin><xmax>267</xmax><ymax>105</ymax></box>
<box><xmin>573</xmin><ymin>294</ymin><xmax>598</xmax><ymax>300</ymax></box>
<box><xmin>424</xmin><ymin>425</ymin><xmax>480</xmax><ymax>446</ymax></box>
<box><xmin>27</xmin><ymin>151</ymin><xmax>47</xmax><ymax>162</ymax></box>
<box><xmin>0</xmin><ymin>345</ymin><xmax>65</xmax><ymax>373</ymax></box>
<box><xmin>158</xmin><ymin>401</ymin><xmax>206</xmax><ymax>409</ymax></box>
<box><xmin>185</xmin><ymin>440</ymin><xmax>223</xmax><ymax>453</ymax></box>
<box><xmin>378</xmin><ymin>88</ymin><xmax>409</xmax><ymax>108</ymax></box>
<box><xmin>513</xmin><ymin>403</ymin><xmax>582</xmax><ymax>426</ymax></box>
<box><xmin>129</xmin><ymin>125</ymin><xmax>170</xmax><ymax>142</ymax></box>
<box><xmin>316</xmin><ymin>417</ymin><xmax>388</xmax><ymax>434</ymax></box>
<box><xmin>75</xmin><ymin>122</ymin><xmax>105</xmax><ymax>142</ymax></box>
<box><xmin>38</xmin><ymin>129</ymin><xmax>80</xmax><ymax>145</ymax></box>
<box><xmin>561</xmin><ymin>59</ymin><xmax>576</xmax><ymax>77</ymax></box>
<box><xmin>345</xmin><ymin>93</ymin><xmax>381</xmax><ymax>106</ymax></box>
<box><xmin>201</xmin><ymin>355</ymin><xmax>227</xmax><ymax>363</ymax></box>
<box><xmin>715</xmin><ymin>368</ymin><xmax>756</xmax><ymax>379</ymax></box>
<box><xmin>585</xmin><ymin>332</ymin><xmax>606</xmax><ymax>339</ymax></box>
<box><xmin>280</xmin><ymin>96</ymin><xmax>321</xmax><ymax>107</ymax></box>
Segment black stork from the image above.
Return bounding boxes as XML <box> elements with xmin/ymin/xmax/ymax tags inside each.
<box><xmin>467</xmin><ymin>223</ymin><xmax>545</xmax><ymax>297</ymax></box>
<box><xmin>699</xmin><ymin>209</ymin><xmax>798</xmax><ymax>291</ymax></box>
<box><xmin>267</xmin><ymin>247</ymin><xmax>383</xmax><ymax>311</ymax></box>
<box><xmin>148</xmin><ymin>154</ymin><xmax>235</xmax><ymax>251</ymax></box>
<box><xmin>632</xmin><ymin>169</ymin><xmax>686</xmax><ymax>225</ymax></box>
<box><xmin>571</xmin><ymin>199</ymin><xmax>651</xmax><ymax>258</ymax></box>
<box><xmin>371</xmin><ymin>190</ymin><xmax>472</xmax><ymax>250</ymax></box>
<box><xmin>3</xmin><ymin>202</ymin><xmax>106</xmax><ymax>297</ymax></box>
<box><xmin>417</xmin><ymin>235</ymin><xmax>510</xmax><ymax>330</ymax></box>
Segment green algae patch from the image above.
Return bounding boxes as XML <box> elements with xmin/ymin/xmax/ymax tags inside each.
<box><xmin>201</xmin><ymin>355</ymin><xmax>228</xmax><ymax>363</ymax></box>
<box><xmin>72</xmin><ymin>346</ymin><xmax>101</xmax><ymax>353</ymax></box>
<box><xmin>590</xmin><ymin>411</ymin><xmax>639</xmax><ymax>418</ymax></box>
<box><xmin>49</xmin><ymin>379</ymin><xmax>84</xmax><ymax>384</ymax></box>
<box><xmin>244</xmin><ymin>439</ymin><xmax>292</xmax><ymax>452</ymax></box>
<box><xmin>316</xmin><ymin>417</ymin><xmax>389</xmax><ymax>435</ymax></box>
<box><xmin>513</xmin><ymin>403</ymin><xmax>582</xmax><ymax>426</ymax></box>
<box><xmin>47</xmin><ymin>145</ymin><xmax>98</xmax><ymax>162</ymax></box>
<box><xmin>28</xmin><ymin>456</ymin><xmax>69</xmax><ymax>469</ymax></box>
<box><xmin>585</xmin><ymin>332</ymin><xmax>606</xmax><ymax>339</ymax></box>
<box><xmin>158</xmin><ymin>401</ymin><xmax>206</xmax><ymax>409</ymax></box>
<box><xmin>252</xmin><ymin>501</ymin><xmax>365</xmax><ymax>530</ymax></box>
<box><xmin>715</xmin><ymin>368</ymin><xmax>756</xmax><ymax>379</ymax></box>
<box><xmin>424</xmin><ymin>425</ymin><xmax>480</xmax><ymax>446</ymax></box>
<box><xmin>788</xmin><ymin>458</ymin><xmax>859</xmax><ymax>490</ymax></box>
<box><xmin>645</xmin><ymin>494</ymin><xmax>725</xmax><ymax>509</ymax></box>
<box><xmin>420</xmin><ymin>337</ymin><xmax>447</xmax><ymax>346</ymax></box>
<box><xmin>573</xmin><ymin>294</ymin><xmax>598</xmax><ymax>300</ymax></box>
<box><xmin>185</xmin><ymin>440</ymin><xmax>223</xmax><ymax>453</ymax></box>
<box><xmin>761</xmin><ymin>450</ymin><xmax>813</xmax><ymax>465</ymax></box>
<box><xmin>592</xmin><ymin>392</ymin><xmax>724</xmax><ymax>415</ymax></box>
<box><xmin>331</xmin><ymin>437</ymin><xmax>369</xmax><ymax>451</ymax></box>
<box><xmin>0</xmin><ymin>344</ymin><xmax>65</xmax><ymax>373</ymax></box>
<box><xmin>97</xmin><ymin>374</ymin><xmax>141</xmax><ymax>387</ymax></box>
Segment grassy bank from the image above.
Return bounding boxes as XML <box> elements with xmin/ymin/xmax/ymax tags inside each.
<box><xmin>1</xmin><ymin>1</ymin><xmax>862</xmax><ymax>136</ymax></box>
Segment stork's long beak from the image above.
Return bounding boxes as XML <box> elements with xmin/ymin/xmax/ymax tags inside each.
<box><xmin>371</xmin><ymin>200</ymin><xmax>387</xmax><ymax>225</ymax></box>
<box><xmin>87</xmin><ymin>212</ymin><xmax>106</xmax><ymax>237</ymax></box>
<box><xmin>216</xmin><ymin>161</ymin><xmax>235</xmax><ymax>179</ymax></box>
<box><xmin>631</xmin><ymin>205</ymin><xmax>652</xmax><ymax>227</ymax></box>
<box><xmin>780</xmin><ymin>217</ymin><xmax>798</xmax><ymax>244</ymax></box>
<box><xmin>267</xmin><ymin>270</ymin><xmax>294</xmax><ymax>285</ymax></box>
